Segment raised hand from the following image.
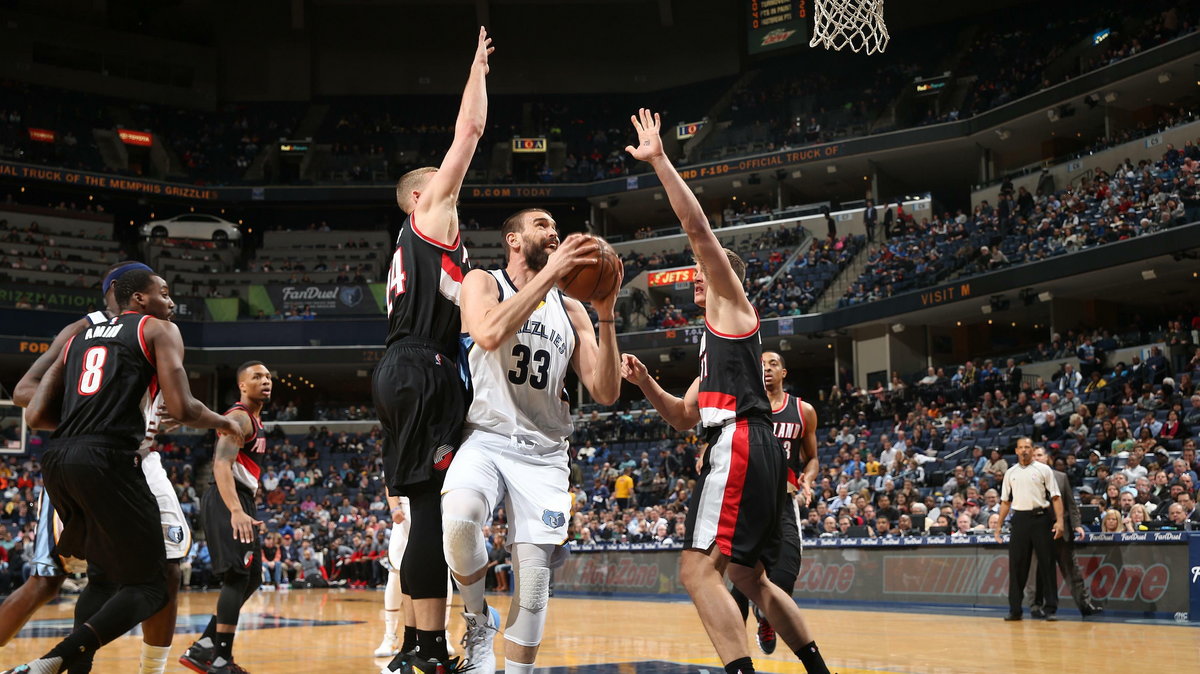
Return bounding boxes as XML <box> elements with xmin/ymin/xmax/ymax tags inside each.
<box><xmin>625</xmin><ymin>108</ymin><xmax>665</xmax><ymax>162</ymax></box>
<box><xmin>474</xmin><ymin>26</ymin><xmax>495</xmax><ymax>74</ymax></box>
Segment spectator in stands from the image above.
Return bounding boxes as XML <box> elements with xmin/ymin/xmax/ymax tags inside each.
<box><xmin>1099</xmin><ymin>509</ymin><xmax>1123</xmax><ymax>533</ymax></box>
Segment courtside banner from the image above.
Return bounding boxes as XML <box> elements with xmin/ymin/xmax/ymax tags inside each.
<box><xmin>118</xmin><ymin>129</ymin><xmax>153</xmax><ymax>146</ymax></box>
<box><xmin>561</xmin><ymin>537</ymin><xmax>1189</xmax><ymax>615</ymax></box>
<box><xmin>0</xmin><ymin>160</ymin><xmax>220</xmax><ymax>200</ymax></box>
<box><xmin>27</xmin><ymin>128</ymin><xmax>56</xmax><ymax>143</ymax></box>
<box><xmin>511</xmin><ymin>137</ymin><xmax>547</xmax><ymax>153</ymax></box>
<box><xmin>262</xmin><ymin>284</ymin><xmax>383</xmax><ymax>316</ymax></box>
<box><xmin>676</xmin><ymin>121</ymin><xmax>704</xmax><ymax>140</ymax></box>
<box><xmin>646</xmin><ymin>266</ymin><xmax>696</xmax><ymax>287</ymax></box>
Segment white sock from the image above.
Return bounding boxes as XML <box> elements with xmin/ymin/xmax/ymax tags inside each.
<box><xmin>458</xmin><ymin>576</ymin><xmax>487</xmax><ymax>617</ymax></box>
<box><xmin>23</xmin><ymin>657</ymin><xmax>64</xmax><ymax>674</ymax></box>
<box><xmin>505</xmin><ymin>658</ymin><xmax>535</xmax><ymax>674</ymax></box>
<box><xmin>383</xmin><ymin>609</ymin><xmax>400</xmax><ymax>639</ymax></box>
<box><xmin>139</xmin><ymin>643</ymin><xmax>171</xmax><ymax>674</ymax></box>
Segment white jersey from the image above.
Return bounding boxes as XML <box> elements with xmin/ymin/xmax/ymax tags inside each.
<box><xmin>464</xmin><ymin>269</ymin><xmax>576</xmax><ymax>453</ymax></box>
<box><xmin>139</xmin><ymin>389</ymin><xmax>165</xmax><ymax>454</ymax></box>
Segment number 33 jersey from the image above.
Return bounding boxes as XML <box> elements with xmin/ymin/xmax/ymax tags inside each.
<box><xmin>463</xmin><ymin>270</ymin><xmax>576</xmax><ymax>453</ymax></box>
<box><xmin>53</xmin><ymin>311</ymin><xmax>159</xmax><ymax>449</ymax></box>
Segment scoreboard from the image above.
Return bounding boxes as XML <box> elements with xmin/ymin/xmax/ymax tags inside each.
<box><xmin>746</xmin><ymin>0</ymin><xmax>809</xmax><ymax>55</ymax></box>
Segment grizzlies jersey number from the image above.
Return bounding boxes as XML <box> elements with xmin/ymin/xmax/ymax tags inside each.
<box><xmin>464</xmin><ymin>270</ymin><xmax>576</xmax><ymax>453</ymax></box>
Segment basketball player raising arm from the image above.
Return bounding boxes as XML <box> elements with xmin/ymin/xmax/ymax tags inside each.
<box><xmin>375</xmin><ymin>27</ymin><xmax>494</xmax><ymax>674</ymax></box>
<box><xmin>404</xmin><ymin>26</ymin><xmax>493</xmax><ymax>247</ymax></box>
<box><xmin>620</xmin><ymin>108</ymin><xmax>833</xmax><ymax>674</ymax></box>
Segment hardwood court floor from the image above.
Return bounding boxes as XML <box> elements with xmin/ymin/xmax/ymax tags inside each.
<box><xmin>1</xmin><ymin>589</ymin><xmax>1195</xmax><ymax>673</ymax></box>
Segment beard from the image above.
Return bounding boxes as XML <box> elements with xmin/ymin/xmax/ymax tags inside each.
<box><xmin>523</xmin><ymin>234</ymin><xmax>551</xmax><ymax>271</ymax></box>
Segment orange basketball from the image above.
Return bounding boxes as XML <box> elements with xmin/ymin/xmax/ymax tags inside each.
<box><xmin>558</xmin><ymin>236</ymin><xmax>622</xmax><ymax>302</ymax></box>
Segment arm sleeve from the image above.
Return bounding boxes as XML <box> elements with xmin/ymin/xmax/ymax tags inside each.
<box><xmin>1000</xmin><ymin>470</ymin><xmax>1012</xmax><ymax>503</ymax></box>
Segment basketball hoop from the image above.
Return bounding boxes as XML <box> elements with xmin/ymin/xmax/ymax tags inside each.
<box><xmin>810</xmin><ymin>0</ymin><xmax>890</xmax><ymax>55</ymax></box>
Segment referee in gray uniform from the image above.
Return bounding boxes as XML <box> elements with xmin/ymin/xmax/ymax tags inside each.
<box><xmin>996</xmin><ymin>437</ymin><xmax>1064</xmax><ymax>621</ymax></box>
<box><xmin>1022</xmin><ymin>446</ymin><xmax>1103</xmax><ymax>618</ymax></box>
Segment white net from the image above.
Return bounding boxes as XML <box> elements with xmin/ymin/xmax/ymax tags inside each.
<box><xmin>810</xmin><ymin>0</ymin><xmax>890</xmax><ymax>55</ymax></box>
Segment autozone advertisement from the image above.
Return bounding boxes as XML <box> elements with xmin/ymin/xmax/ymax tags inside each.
<box><xmin>558</xmin><ymin>541</ymin><xmax>1189</xmax><ymax>615</ymax></box>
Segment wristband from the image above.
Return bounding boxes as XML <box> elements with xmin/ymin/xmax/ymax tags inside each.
<box><xmin>597</xmin><ymin>319</ymin><xmax>615</xmax><ymax>323</ymax></box>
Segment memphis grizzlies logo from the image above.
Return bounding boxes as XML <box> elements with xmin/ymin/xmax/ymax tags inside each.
<box><xmin>541</xmin><ymin>509</ymin><xmax>566</xmax><ymax>528</ymax></box>
<box><xmin>338</xmin><ymin>286</ymin><xmax>363</xmax><ymax>308</ymax></box>
<box><xmin>165</xmin><ymin>525</ymin><xmax>185</xmax><ymax>544</ymax></box>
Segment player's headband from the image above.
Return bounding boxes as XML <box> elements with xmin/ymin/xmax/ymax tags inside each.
<box><xmin>102</xmin><ymin>262</ymin><xmax>155</xmax><ymax>295</ymax></box>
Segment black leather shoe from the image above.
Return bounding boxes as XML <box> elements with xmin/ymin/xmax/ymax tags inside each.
<box><xmin>1030</xmin><ymin>608</ymin><xmax>1045</xmax><ymax>619</ymax></box>
<box><xmin>1004</xmin><ymin>612</ymin><xmax>1022</xmax><ymax>621</ymax></box>
<box><xmin>1080</xmin><ymin>605</ymin><xmax>1104</xmax><ymax>618</ymax></box>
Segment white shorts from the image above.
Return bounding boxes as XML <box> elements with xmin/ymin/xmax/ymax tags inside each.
<box><xmin>387</xmin><ymin>496</ymin><xmax>411</xmax><ymax>569</ymax></box>
<box><xmin>141</xmin><ymin>451</ymin><xmax>191</xmax><ymax>560</ymax></box>
<box><xmin>442</xmin><ymin>430</ymin><xmax>571</xmax><ymax>547</ymax></box>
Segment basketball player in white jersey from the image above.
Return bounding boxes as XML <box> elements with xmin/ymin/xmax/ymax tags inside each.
<box><xmin>441</xmin><ymin>209</ymin><xmax>621</xmax><ymax>674</ymax></box>
<box><xmin>5</xmin><ymin>262</ymin><xmax>193</xmax><ymax>674</ymax></box>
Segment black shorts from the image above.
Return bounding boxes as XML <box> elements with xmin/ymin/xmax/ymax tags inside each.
<box><xmin>684</xmin><ymin>419</ymin><xmax>786</xmax><ymax>567</ymax></box>
<box><xmin>761</xmin><ymin>496</ymin><xmax>802</xmax><ymax>590</ymax></box>
<box><xmin>202</xmin><ymin>483</ymin><xmax>260</xmax><ymax>576</ymax></box>
<box><xmin>371</xmin><ymin>340</ymin><xmax>466</xmax><ymax>493</ymax></box>
<box><xmin>42</xmin><ymin>438</ymin><xmax>166</xmax><ymax>586</ymax></box>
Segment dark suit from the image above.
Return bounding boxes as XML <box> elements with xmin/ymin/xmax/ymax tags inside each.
<box><xmin>1024</xmin><ymin>469</ymin><xmax>1094</xmax><ymax>612</ymax></box>
<box><xmin>1005</xmin><ymin>367</ymin><xmax>1023</xmax><ymax>395</ymax></box>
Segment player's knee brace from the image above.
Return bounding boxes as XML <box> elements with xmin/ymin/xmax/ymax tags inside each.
<box><xmin>442</xmin><ymin>516</ymin><xmax>487</xmax><ymax>577</ymax></box>
<box><xmin>505</xmin><ymin>544</ymin><xmax>553</xmax><ymax>648</ymax></box>
<box><xmin>441</xmin><ymin>490</ymin><xmax>489</xmax><ymax>577</ymax></box>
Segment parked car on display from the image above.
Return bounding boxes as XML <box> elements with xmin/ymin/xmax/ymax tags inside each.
<box><xmin>141</xmin><ymin>213</ymin><xmax>242</xmax><ymax>242</ymax></box>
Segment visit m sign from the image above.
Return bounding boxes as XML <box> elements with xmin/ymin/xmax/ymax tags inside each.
<box><xmin>920</xmin><ymin>283</ymin><xmax>971</xmax><ymax>307</ymax></box>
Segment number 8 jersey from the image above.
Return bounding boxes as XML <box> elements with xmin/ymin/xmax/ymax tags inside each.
<box><xmin>462</xmin><ymin>270</ymin><xmax>576</xmax><ymax>454</ymax></box>
<box><xmin>53</xmin><ymin>311</ymin><xmax>159</xmax><ymax>449</ymax></box>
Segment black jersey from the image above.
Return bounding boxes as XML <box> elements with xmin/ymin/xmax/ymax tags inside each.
<box><xmin>771</xmin><ymin>393</ymin><xmax>807</xmax><ymax>490</ymax></box>
<box><xmin>52</xmin><ymin>312</ymin><xmax>158</xmax><ymax>449</ymax></box>
<box><xmin>224</xmin><ymin>402</ymin><xmax>266</xmax><ymax>491</ymax></box>
<box><xmin>697</xmin><ymin>318</ymin><xmax>771</xmax><ymax>428</ymax></box>
<box><xmin>384</xmin><ymin>213</ymin><xmax>470</xmax><ymax>354</ymax></box>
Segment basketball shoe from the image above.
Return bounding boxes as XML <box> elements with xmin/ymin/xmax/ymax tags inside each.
<box><xmin>206</xmin><ymin>659</ymin><xmax>251</xmax><ymax>674</ymax></box>
<box><xmin>381</xmin><ymin>650</ymin><xmax>473</xmax><ymax>674</ymax></box>
<box><xmin>461</xmin><ymin>606</ymin><xmax>501</xmax><ymax>674</ymax></box>
<box><xmin>179</xmin><ymin>641</ymin><xmax>215</xmax><ymax>673</ymax></box>
<box><xmin>754</xmin><ymin>606</ymin><xmax>777</xmax><ymax>655</ymax></box>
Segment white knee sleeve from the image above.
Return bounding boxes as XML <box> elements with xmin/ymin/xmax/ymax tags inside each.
<box><xmin>505</xmin><ymin>544</ymin><xmax>554</xmax><ymax>648</ymax></box>
<box><xmin>441</xmin><ymin>490</ymin><xmax>489</xmax><ymax>576</ymax></box>
<box><xmin>384</xmin><ymin>570</ymin><xmax>404</xmax><ymax>612</ymax></box>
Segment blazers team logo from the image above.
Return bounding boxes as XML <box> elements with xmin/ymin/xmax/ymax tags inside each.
<box><xmin>433</xmin><ymin>444</ymin><xmax>455</xmax><ymax>471</ymax></box>
<box><xmin>541</xmin><ymin>509</ymin><xmax>566</xmax><ymax>528</ymax></box>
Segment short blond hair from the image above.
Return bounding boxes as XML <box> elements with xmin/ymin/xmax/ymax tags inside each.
<box><xmin>694</xmin><ymin>248</ymin><xmax>747</xmax><ymax>284</ymax></box>
<box><xmin>395</xmin><ymin>167</ymin><xmax>437</xmax><ymax>214</ymax></box>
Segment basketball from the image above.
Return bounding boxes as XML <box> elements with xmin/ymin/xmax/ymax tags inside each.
<box><xmin>558</xmin><ymin>236</ymin><xmax>621</xmax><ymax>302</ymax></box>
